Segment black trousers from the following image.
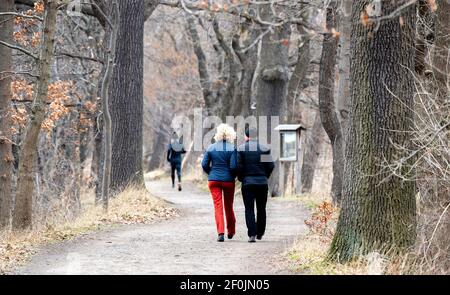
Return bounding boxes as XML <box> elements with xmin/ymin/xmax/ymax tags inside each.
<box><xmin>170</xmin><ymin>161</ymin><xmax>181</xmax><ymax>185</ymax></box>
<box><xmin>242</xmin><ymin>184</ymin><xmax>268</xmax><ymax>237</ymax></box>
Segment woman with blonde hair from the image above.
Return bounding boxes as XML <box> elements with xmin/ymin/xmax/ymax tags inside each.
<box><xmin>201</xmin><ymin>124</ymin><xmax>237</xmax><ymax>242</ymax></box>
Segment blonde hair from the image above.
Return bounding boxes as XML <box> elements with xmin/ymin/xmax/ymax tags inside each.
<box><xmin>214</xmin><ymin>123</ymin><xmax>236</xmax><ymax>143</ymax></box>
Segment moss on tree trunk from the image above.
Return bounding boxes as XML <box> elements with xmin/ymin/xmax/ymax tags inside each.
<box><xmin>328</xmin><ymin>0</ymin><xmax>417</xmax><ymax>262</ymax></box>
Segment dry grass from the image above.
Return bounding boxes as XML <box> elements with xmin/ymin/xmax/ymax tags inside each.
<box><xmin>283</xmin><ymin>196</ymin><xmax>385</xmax><ymax>275</ymax></box>
<box><xmin>0</xmin><ymin>187</ymin><xmax>178</xmax><ymax>274</ymax></box>
<box><xmin>144</xmin><ymin>169</ymin><xmax>168</xmax><ymax>181</ymax></box>
<box><xmin>284</xmin><ymin>234</ymin><xmax>373</xmax><ymax>275</ymax></box>
<box><xmin>281</xmin><ymin>192</ymin><xmax>330</xmax><ymax>209</ymax></box>
<box><xmin>283</xmin><ymin>195</ymin><xmax>448</xmax><ymax>275</ymax></box>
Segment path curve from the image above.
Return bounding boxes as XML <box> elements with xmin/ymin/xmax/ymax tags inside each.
<box><xmin>15</xmin><ymin>181</ymin><xmax>308</xmax><ymax>275</ymax></box>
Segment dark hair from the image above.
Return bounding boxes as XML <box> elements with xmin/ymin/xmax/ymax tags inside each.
<box><xmin>245</xmin><ymin>127</ymin><xmax>258</xmax><ymax>138</ymax></box>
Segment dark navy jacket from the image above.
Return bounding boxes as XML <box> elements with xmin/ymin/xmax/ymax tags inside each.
<box><xmin>167</xmin><ymin>140</ymin><xmax>186</xmax><ymax>164</ymax></box>
<box><xmin>237</xmin><ymin>140</ymin><xmax>275</xmax><ymax>186</ymax></box>
<box><xmin>201</xmin><ymin>140</ymin><xmax>237</xmax><ymax>182</ymax></box>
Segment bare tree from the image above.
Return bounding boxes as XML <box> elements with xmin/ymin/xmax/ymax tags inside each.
<box><xmin>318</xmin><ymin>0</ymin><xmax>344</xmax><ymax>205</ymax></box>
<box><xmin>13</xmin><ymin>0</ymin><xmax>60</xmax><ymax>229</ymax></box>
<box><xmin>100</xmin><ymin>0</ymin><xmax>120</xmax><ymax>210</ymax></box>
<box><xmin>0</xmin><ymin>0</ymin><xmax>14</xmax><ymax>228</ymax></box>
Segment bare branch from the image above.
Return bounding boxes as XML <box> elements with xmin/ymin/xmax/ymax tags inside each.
<box><xmin>0</xmin><ymin>40</ymin><xmax>38</xmax><ymax>59</ymax></box>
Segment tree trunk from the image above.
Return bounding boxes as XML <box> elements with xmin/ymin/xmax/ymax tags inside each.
<box><xmin>285</xmin><ymin>23</ymin><xmax>312</xmax><ymax>194</ymax></box>
<box><xmin>92</xmin><ymin>115</ymin><xmax>103</xmax><ymax>202</ymax></box>
<box><xmin>232</xmin><ymin>21</ymin><xmax>260</xmax><ymax>118</ymax></box>
<box><xmin>318</xmin><ymin>0</ymin><xmax>344</xmax><ymax>205</ymax></box>
<box><xmin>336</xmin><ymin>0</ymin><xmax>352</xmax><ymax>142</ymax></box>
<box><xmin>328</xmin><ymin>0</ymin><xmax>417</xmax><ymax>262</ymax></box>
<box><xmin>212</xmin><ymin>19</ymin><xmax>241</xmax><ymax>120</ymax></box>
<box><xmin>13</xmin><ymin>0</ymin><xmax>59</xmax><ymax>229</ymax></box>
<box><xmin>0</xmin><ymin>0</ymin><xmax>14</xmax><ymax>228</ymax></box>
<box><xmin>148</xmin><ymin>107</ymin><xmax>170</xmax><ymax>172</ymax></box>
<box><xmin>301</xmin><ymin>112</ymin><xmax>325</xmax><ymax>193</ymax></box>
<box><xmin>286</xmin><ymin>24</ymin><xmax>311</xmax><ymax>123</ymax></box>
<box><xmin>109</xmin><ymin>0</ymin><xmax>147</xmax><ymax>193</ymax></box>
<box><xmin>185</xmin><ymin>15</ymin><xmax>215</xmax><ymax>115</ymax></box>
<box><xmin>254</xmin><ymin>4</ymin><xmax>291</xmax><ymax>197</ymax></box>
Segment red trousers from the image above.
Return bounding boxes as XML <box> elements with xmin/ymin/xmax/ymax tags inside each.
<box><xmin>208</xmin><ymin>181</ymin><xmax>236</xmax><ymax>235</ymax></box>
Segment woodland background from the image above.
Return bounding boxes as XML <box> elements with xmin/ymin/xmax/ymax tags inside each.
<box><xmin>0</xmin><ymin>0</ymin><xmax>448</xmax><ymax>274</ymax></box>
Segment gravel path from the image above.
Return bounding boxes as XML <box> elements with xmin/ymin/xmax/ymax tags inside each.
<box><xmin>15</xmin><ymin>180</ymin><xmax>308</xmax><ymax>275</ymax></box>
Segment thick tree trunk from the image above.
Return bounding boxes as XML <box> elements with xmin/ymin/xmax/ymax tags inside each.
<box><xmin>13</xmin><ymin>0</ymin><xmax>59</xmax><ymax>229</ymax></box>
<box><xmin>318</xmin><ymin>0</ymin><xmax>344</xmax><ymax>205</ymax></box>
<box><xmin>0</xmin><ymin>0</ymin><xmax>14</xmax><ymax>228</ymax></box>
<box><xmin>328</xmin><ymin>1</ymin><xmax>417</xmax><ymax>262</ymax></box>
<box><xmin>301</xmin><ymin>113</ymin><xmax>325</xmax><ymax>193</ymax></box>
<box><xmin>254</xmin><ymin>4</ymin><xmax>291</xmax><ymax>197</ymax></box>
<box><xmin>109</xmin><ymin>0</ymin><xmax>148</xmax><ymax>193</ymax></box>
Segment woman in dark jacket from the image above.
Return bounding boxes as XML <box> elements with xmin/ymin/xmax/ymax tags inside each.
<box><xmin>201</xmin><ymin>124</ymin><xmax>237</xmax><ymax>242</ymax></box>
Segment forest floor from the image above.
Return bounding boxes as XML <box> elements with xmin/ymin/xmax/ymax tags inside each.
<box><xmin>13</xmin><ymin>180</ymin><xmax>308</xmax><ymax>275</ymax></box>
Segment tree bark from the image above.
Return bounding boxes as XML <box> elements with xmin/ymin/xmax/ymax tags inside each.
<box><xmin>148</xmin><ymin>106</ymin><xmax>171</xmax><ymax>172</ymax></box>
<box><xmin>185</xmin><ymin>15</ymin><xmax>215</xmax><ymax>115</ymax></box>
<box><xmin>318</xmin><ymin>0</ymin><xmax>344</xmax><ymax>205</ymax></box>
<box><xmin>328</xmin><ymin>0</ymin><xmax>417</xmax><ymax>262</ymax></box>
<box><xmin>301</xmin><ymin>112</ymin><xmax>325</xmax><ymax>193</ymax></box>
<box><xmin>212</xmin><ymin>19</ymin><xmax>241</xmax><ymax>120</ymax></box>
<box><xmin>336</xmin><ymin>0</ymin><xmax>352</xmax><ymax>142</ymax></box>
<box><xmin>0</xmin><ymin>0</ymin><xmax>14</xmax><ymax>228</ymax></box>
<box><xmin>286</xmin><ymin>25</ymin><xmax>311</xmax><ymax>123</ymax></box>
<box><xmin>108</xmin><ymin>0</ymin><xmax>148</xmax><ymax>193</ymax></box>
<box><xmin>92</xmin><ymin>113</ymin><xmax>103</xmax><ymax>203</ymax></box>
<box><xmin>232</xmin><ymin>21</ymin><xmax>260</xmax><ymax>118</ymax></box>
<box><xmin>285</xmin><ymin>24</ymin><xmax>313</xmax><ymax>194</ymax></box>
<box><xmin>13</xmin><ymin>0</ymin><xmax>59</xmax><ymax>229</ymax></box>
<box><xmin>254</xmin><ymin>4</ymin><xmax>291</xmax><ymax>197</ymax></box>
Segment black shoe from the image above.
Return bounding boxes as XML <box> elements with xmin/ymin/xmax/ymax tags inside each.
<box><xmin>178</xmin><ymin>184</ymin><xmax>182</xmax><ymax>191</ymax></box>
<box><xmin>256</xmin><ymin>235</ymin><xmax>263</xmax><ymax>240</ymax></box>
<box><xmin>248</xmin><ymin>236</ymin><xmax>256</xmax><ymax>243</ymax></box>
<box><xmin>217</xmin><ymin>234</ymin><xmax>225</xmax><ymax>242</ymax></box>
<box><xmin>227</xmin><ymin>234</ymin><xmax>234</xmax><ymax>240</ymax></box>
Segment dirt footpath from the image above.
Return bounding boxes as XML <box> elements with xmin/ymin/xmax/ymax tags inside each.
<box><xmin>15</xmin><ymin>180</ymin><xmax>308</xmax><ymax>275</ymax></box>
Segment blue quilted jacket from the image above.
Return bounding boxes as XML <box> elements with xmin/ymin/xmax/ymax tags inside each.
<box><xmin>201</xmin><ymin>141</ymin><xmax>237</xmax><ymax>182</ymax></box>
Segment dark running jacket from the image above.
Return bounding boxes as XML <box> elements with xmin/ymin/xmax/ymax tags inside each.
<box><xmin>167</xmin><ymin>140</ymin><xmax>186</xmax><ymax>164</ymax></box>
